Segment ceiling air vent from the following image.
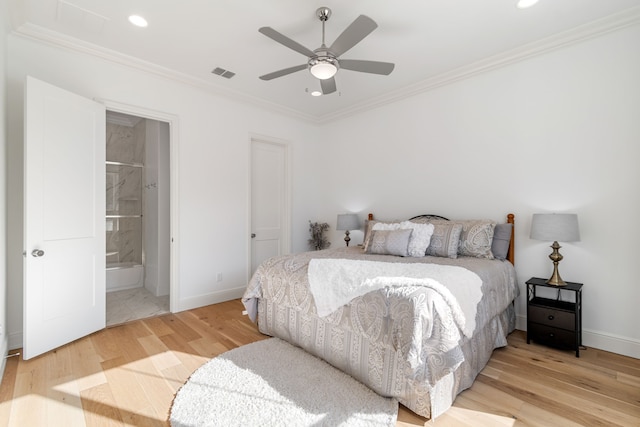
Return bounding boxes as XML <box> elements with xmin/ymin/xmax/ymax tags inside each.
<box><xmin>212</xmin><ymin>67</ymin><xmax>236</xmax><ymax>79</ymax></box>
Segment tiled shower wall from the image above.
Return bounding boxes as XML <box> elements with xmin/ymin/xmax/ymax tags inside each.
<box><xmin>106</xmin><ymin>120</ymin><xmax>145</xmax><ymax>267</ymax></box>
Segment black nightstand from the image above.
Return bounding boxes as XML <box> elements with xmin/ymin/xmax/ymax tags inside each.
<box><xmin>526</xmin><ymin>277</ymin><xmax>583</xmax><ymax>357</ymax></box>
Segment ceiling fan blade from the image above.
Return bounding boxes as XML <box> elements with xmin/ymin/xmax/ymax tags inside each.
<box><xmin>329</xmin><ymin>15</ymin><xmax>378</xmax><ymax>57</ymax></box>
<box><xmin>339</xmin><ymin>59</ymin><xmax>395</xmax><ymax>75</ymax></box>
<box><xmin>259</xmin><ymin>64</ymin><xmax>307</xmax><ymax>81</ymax></box>
<box><xmin>259</xmin><ymin>27</ymin><xmax>315</xmax><ymax>57</ymax></box>
<box><xmin>320</xmin><ymin>77</ymin><xmax>337</xmax><ymax>95</ymax></box>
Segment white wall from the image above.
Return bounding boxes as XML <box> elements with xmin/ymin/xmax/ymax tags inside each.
<box><xmin>320</xmin><ymin>24</ymin><xmax>640</xmax><ymax>358</ymax></box>
<box><xmin>6</xmin><ymin>34</ymin><xmax>321</xmax><ymax>349</ymax></box>
<box><xmin>0</xmin><ymin>0</ymin><xmax>10</xmax><ymax>372</ymax></box>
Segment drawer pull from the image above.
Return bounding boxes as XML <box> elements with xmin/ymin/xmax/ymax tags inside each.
<box><xmin>548</xmin><ymin>333</ymin><xmax>554</xmax><ymax>338</ymax></box>
<box><xmin>548</xmin><ymin>315</ymin><xmax>555</xmax><ymax>320</ymax></box>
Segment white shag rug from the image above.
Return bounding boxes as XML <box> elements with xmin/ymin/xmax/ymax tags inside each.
<box><xmin>170</xmin><ymin>338</ymin><xmax>398</xmax><ymax>427</ymax></box>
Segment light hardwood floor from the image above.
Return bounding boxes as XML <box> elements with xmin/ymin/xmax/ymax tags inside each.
<box><xmin>0</xmin><ymin>299</ymin><xmax>638</xmax><ymax>426</ymax></box>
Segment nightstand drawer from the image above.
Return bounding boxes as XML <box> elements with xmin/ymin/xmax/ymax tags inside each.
<box><xmin>528</xmin><ymin>323</ymin><xmax>576</xmax><ymax>349</ymax></box>
<box><xmin>528</xmin><ymin>305</ymin><xmax>575</xmax><ymax>330</ymax></box>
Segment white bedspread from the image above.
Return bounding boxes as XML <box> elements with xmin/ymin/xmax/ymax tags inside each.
<box><xmin>307</xmin><ymin>258</ymin><xmax>482</xmax><ymax>337</ymax></box>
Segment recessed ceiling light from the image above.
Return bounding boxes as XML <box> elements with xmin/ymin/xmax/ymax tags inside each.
<box><xmin>310</xmin><ymin>91</ymin><xmax>322</xmax><ymax>97</ymax></box>
<box><xmin>128</xmin><ymin>15</ymin><xmax>148</xmax><ymax>27</ymax></box>
<box><xmin>517</xmin><ymin>0</ymin><xmax>539</xmax><ymax>9</ymax></box>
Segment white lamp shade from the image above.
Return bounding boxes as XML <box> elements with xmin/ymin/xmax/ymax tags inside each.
<box><xmin>336</xmin><ymin>214</ymin><xmax>360</xmax><ymax>231</ymax></box>
<box><xmin>530</xmin><ymin>213</ymin><xmax>580</xmax><ymax>242</ymax></box>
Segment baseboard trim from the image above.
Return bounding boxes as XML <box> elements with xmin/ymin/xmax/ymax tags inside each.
<box><xmin>175</xmin><ymin>287</ymin><xmax>246</xmax><ymax>313</ymax></box>
<box><xmin>582</xmin><ymin>329</ymin><xmax>640</xmax><ymax>359</ymax></box>
<box><xmin>515</xmin><ymin>314</ymin><xmax>639</xmax><ymax>359</ymax></box>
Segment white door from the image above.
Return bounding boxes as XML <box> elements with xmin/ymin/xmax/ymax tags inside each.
<box><xmin>24</xmin><ymin>76</ymin><xmax>106</xmax><ymax>360</ymax></box>
<box><xmin>250</xmin><ymin>139</ymin><xmax>290</xmax><ymax>275</ymax></box>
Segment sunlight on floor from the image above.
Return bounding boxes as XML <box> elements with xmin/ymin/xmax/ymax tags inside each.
<box><xmin>440</xmin><ymin>407</ymin><xmax>516</xmax><ymax>426</ymax></box>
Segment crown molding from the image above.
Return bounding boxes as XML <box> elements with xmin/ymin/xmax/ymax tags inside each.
<box><xmin>13</xmin><ymin>23</ymin><xmax>320</xmax><ymax>124</ymax></box>
<box><xmin>12</xmin><ymin>6</ymin><xmax>640</xmax><ymax>126</ymax></box>
<box><xmin>317</xmin><ymin>6</ymin><xmax>640</xmax><ymax>124</ymax></box>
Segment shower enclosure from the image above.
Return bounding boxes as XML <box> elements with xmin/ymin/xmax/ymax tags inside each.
<box><xmin>106</xmin><ymin>115</ymin><xmax>145</xmax><ymax>291</ymax></box>
<box><xmin>105</xmin><ymin>111</ymin><xmax>170</xmax><ymax>301</ymax></box>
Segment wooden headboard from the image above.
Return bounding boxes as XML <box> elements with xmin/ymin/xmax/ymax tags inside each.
<box><xmin>367</xmin><ymin>213</ymin><xmax>515</xmax><ymax>265</ymax></box>
<box><xmin>506</xmin><ymin>213</ymin><xmax>515</xmax><ymax>265</ymax></box>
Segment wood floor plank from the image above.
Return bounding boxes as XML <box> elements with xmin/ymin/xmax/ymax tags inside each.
<box><xmin>9</xmin><ymin>355</ymin><xmax>48</xmax><ymax>426</ymax></box>
<box><xmin>81</xmin><ymin>382</ymin><xmax>125</xmax><ymax>427</ymax></box>
<box><xmin>70</xmin><ymin>337</ymin><xmax>108</xmax><ymax>393</ymax></box>
<box><xmin>45</xmin><ymin>373</ymin><xmax>86</xmax><ymax>427</ymax></box>
<box><xmin>136</xmin><ymin>334</ymin><xmax>182</xmax><ymax>373</ymax></box>
<box><xmin>0</xmin><ymin>300</ymin><xmax>638</xmax><ymax>427</ymax></box>
<box><xmin>0</xmin><ymin>356</ymin><xmax>19</xmax><ymax>423</ymax></box>
<box><xmin>100</xmin><ymin>356</ymin><xmax>163</xmax><ymax>424</ymax></box>
<box><xmin>127</xmin><ymin>356</ymin><xmax>174</xmax><ymax>422</ymax></box>
<box><xmin>139</xmin><ymin>317</ymin><xmax>175</xmax><ymax>339</ymax></box>
<box><xmin>158</xmin><ymin>315</ymin><xmax>201</xmax><ymax>342</ymax></box>
<box><xmin>159</xmin><ymin>363</ymin><xmax>193</xmax><ymax>394</ymax></box>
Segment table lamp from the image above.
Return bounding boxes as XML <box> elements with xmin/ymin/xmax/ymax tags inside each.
<box><xmin>336</xmin><ymin>214</ymin><xmax>360</xmax><ymax>247</ymax></box>
<box><xmin>530</xmin><ymin>213</ymin><xmax>580</xmax><ymax>286</ymax></box>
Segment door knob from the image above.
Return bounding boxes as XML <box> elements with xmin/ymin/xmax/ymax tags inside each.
<box><xmin>251</xmin><ymin>233</ymin><xmax>256</xmax><ymax>238</ymax></box>
<box><xmin>31</xmin><ymin>249</ymin><xmax>45</xmax><ymax>257</ymax></box>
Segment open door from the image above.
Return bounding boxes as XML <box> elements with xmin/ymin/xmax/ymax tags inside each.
<box><xmin>23</xmin><ymin>76</ymin><xmax>106</xmax><ymax>360</ymax></box>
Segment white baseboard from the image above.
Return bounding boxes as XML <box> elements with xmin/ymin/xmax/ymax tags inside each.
<box><xmin>582</xmin><ymin>329</ymin><xmax>640</xmax><ymax>359</ymax></box>
<box><xmin>175</xmin><ymin>286</ymin><xmax>246</xmax><ymax>313</ymax></box>
<box><xmin>515</xmin><ymin>314</ymin><xmax>640</xmax><ymax>359</ymax></box>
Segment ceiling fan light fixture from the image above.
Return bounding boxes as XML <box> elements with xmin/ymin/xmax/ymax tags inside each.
<box><xmin>309</xmin><ymin>57</ymin><xmax>338</xmax><ymax>80</ymax></box>
<box><xmin>310</xmin><ymin>90</ymin><xmax>322</xmax><ymax>97</ymax></box>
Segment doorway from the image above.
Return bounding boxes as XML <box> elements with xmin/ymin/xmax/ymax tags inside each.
<box><xmin>249</xmin><ymin>138</ymin><xmax>291</xmax><ymax>277</ymax></box>
<box><xmin>105</xmin><ymin>111</ymin><xmax>170</xmax><ymax>326</ymax></box>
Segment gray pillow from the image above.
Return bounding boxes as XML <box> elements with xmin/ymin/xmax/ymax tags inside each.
<box><xmin>491</xmin><ymin>223</ymin><xmax>513</xmax><ymax>261</ymax></box>
<box><xmin>456</xmin><ymin>219</ymin><xmax>496</xmax><ymax>259</ymax></box>
<box><xmin>366</xmin><ymin>229</ymin><xmax>412</xmax><ymax>257</ymax></box>
<box><xmin>425</xmin><ymin>222</ymin><xmax>462</xmax><ymax>258</ymax></box>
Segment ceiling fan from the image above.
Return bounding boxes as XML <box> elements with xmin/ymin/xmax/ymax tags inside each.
<box><xmin>258</xmin><ymin>7</ymin><xmax>395</xmax><ymax>95</ymax></box>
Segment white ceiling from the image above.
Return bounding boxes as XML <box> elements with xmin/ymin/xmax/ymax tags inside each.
<box><xmin>10</xmin><ymin>0</ymin><xmax>640</xmax><ymax>122</ymax></box>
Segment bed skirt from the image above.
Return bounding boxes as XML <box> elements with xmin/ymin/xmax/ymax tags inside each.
<box><xmin>257</xmin><ymin>298</ymin><xmax>516</xmax><ymax>419</ymax></box>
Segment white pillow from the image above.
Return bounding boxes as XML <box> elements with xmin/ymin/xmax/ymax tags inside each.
<box><xmin>372</xmin><ymin>221</ymin><xmax>434</xmax><ymax>257</ymax></box>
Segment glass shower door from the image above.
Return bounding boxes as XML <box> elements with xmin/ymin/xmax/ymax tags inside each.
<box><xmin>106</xmin><ymin>161</ymin><xmax>143</xmax><ymax>268</ymax></box>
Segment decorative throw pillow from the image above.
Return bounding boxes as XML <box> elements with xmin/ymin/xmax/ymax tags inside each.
<box><xmin>456</xmin><ymin>219</ymin><xmax>496</xmax><ymax>259</ymax></box>
<box><xmin>397</xmin><ymin>221</ymin><xmax>434</xmax><ymax>257</ymax></box>
<box><xmin>366</xmin><ymin>229</ymin><xmax>413</xmax><ymax>257</ymax></box>
<box><xmin>363</xmin><ymin>220</ymin><xmax>399</xmax><ymax>252</ymax></box>
<box><xmin>491</xmin><ymin>223</ymin><xmax>513</xmax><ymax>261</ymax></box>
<box><xmin>370</xmin><ymin>221</ymin><xmax>434</xmax><ymax>257</ymax></box>
<box><xmin>425</xmin><ymin>222</ymin><xmax>463</xmax><ymax>258</ymax></box>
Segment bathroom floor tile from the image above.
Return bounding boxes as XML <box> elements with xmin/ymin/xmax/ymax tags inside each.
<box><xmin>106</xmin><ymin>287</ymin><xmax>170</xmax><ymax>326</ymax></box>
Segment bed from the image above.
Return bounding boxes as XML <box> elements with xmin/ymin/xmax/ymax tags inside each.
<box><xmin>242</xmin><ymin>214</ymin><xmax>517</xmax><ymax>419</ymax></box>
